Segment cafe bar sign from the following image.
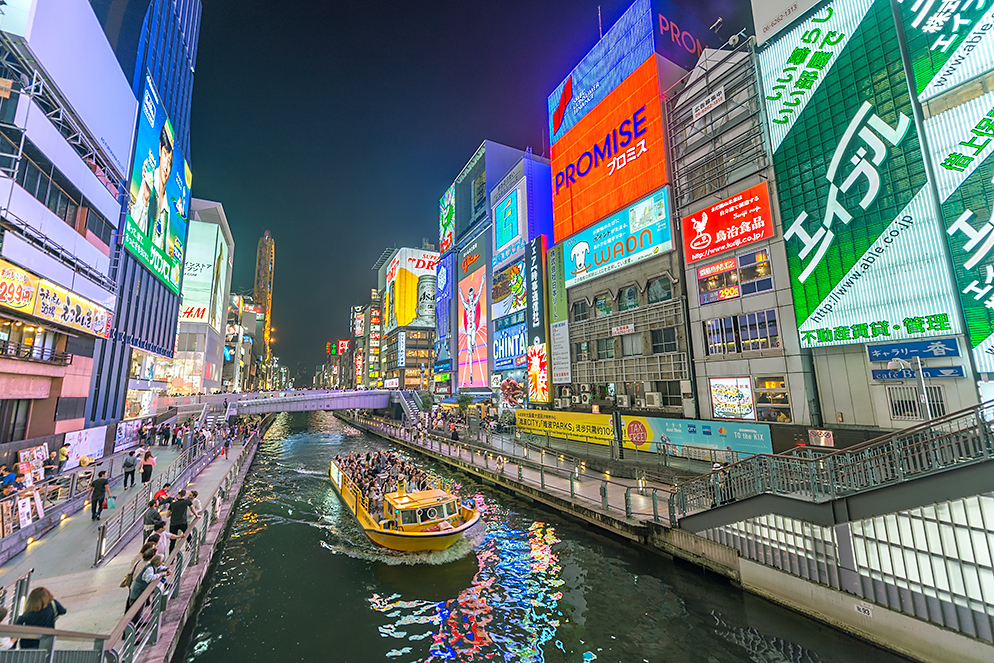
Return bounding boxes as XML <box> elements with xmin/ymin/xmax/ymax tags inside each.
<box><xmin>0</xmin><ymin>258</ymin><xmax>112</xmax><ymax>338</ymax></box>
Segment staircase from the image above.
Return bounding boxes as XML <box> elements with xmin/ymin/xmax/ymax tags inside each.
<box><xmin>398</xmin><ymin>390</ymin><xmax>424</xmax><ymax>424</ymax></box>
<box><xmin>669</xmin><ymin>400</ymin><xmax>994</xmax><ymax>529</ymax></box>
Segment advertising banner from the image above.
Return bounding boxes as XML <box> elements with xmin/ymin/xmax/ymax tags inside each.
<box><xmin>526</xmin><ymin>237</ymin><xmax>550</xmax><ymax>403</ymax></box>
<box><xmin>619</xmin><ymin>415</ymin><xmax>773</xmax><ymax>455</ymax></box>
<box><xmin>651</xmin><ymin>0</ymin><xmax>754</xmax><ymax>70</ymax></box>
<box><xmin>561</xmin><ymin>187</ymin><xmax>672</xmax><ymax>288</ymax></box>
<box><xmin>434</xmin><ymin>252</ymin><xmax>455</xmax><ymax>372</ymax></box>
<box><xmin>384</xmin><ymin>248</ymin><xmax>439</xmax><ymax>334</ymax></box>
<box><xmin>709</xmin><ymin>377</ymin><xmax>755</xmax><ymax>420</ymax></box>
<box><xmin>546</xmin><ymin>243</ymin><xmax>572</xmax><ymax>385</ymax></box>
<box><xmin>33</xmin><ymin>280</ymin><xmax>113</xmax><ymax>338</ymax></box>
<box><xmin>494</xmin><ymin>322</ymin><xmax>527</xmax><ymax>370</ymax></box>
<box><xmin>550</xmin><ymin>57</ymin><xmax>669</xmax><ymax>243</ymax></box>
<box><xmin>63</xmin><ymin>426</ymin><xmax>108</xmax><ymax>471</ymax></box>
<box><xmin>458</xmin><ymin>237</ymin><xmax>488</xmax><ymax>388</ymax></box>
<box><xmin>761</xmin><ymin>0</ymin><xmax>960</xmax><ymax>349</ymax></box>
<box><xmin>515</xmin><ymin>409</ymin><xmax>613</xmax><ymax>444</ymax></box>
<box><xmin>682</xmin><ymin>182</ymin><xmax>775</xmax><ymax>263</ymax></box>
<box><xmin>439</xmin><ymin>185</ymin><xmax>455</xmax><ymax>255</ymax></box>
<box><xmin>397</xmin><ymin>331</ymin><xmax>406</xmax><ymax>368</ymax></box>
<box><xmin>113</xmin><ymin>419</ymin><xmax>141</xmax><ymax>453</ymax></box>
<box><xmin>180</xmin><ymin>221</ymin><xmax>229</xmax><ymax>334</ymax></box>
<box><xmin>352</xmin><ymin>306</ymin><xmax>364</xmax><ymax>337</ymax></box>
<box><xmin>493</xmin><ymin>177</ymin><xmax>528</xmax><ymax>270</ymax></box>
<box><xmin>867</xmin><ymin>338</ymin><xmax>960</xmax><ymax>362</ymax></box>
<box><xmin>924</xmin><ymin>91</ymin><xmax>994</xmax><ymax>372</ymax></box>
<box><xmin>124</xmin><ymin>70</ymin><xmax>192</xmax><ymax>294</ymax></box>
<box><xmin>751</xmin><ymin>0</ymin><xmax>820</xmax><ymax>46</ymax></box>
<box><xmin>491</xmin><ymin>260</ymin><xmax>526</xmax><ymax>319</ymax></box>
<box><xmin>0</xmin><ymin>257</ymin><xmax>39</xmax><ymax>316</ymax></box>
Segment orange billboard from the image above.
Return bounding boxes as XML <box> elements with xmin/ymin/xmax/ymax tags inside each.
<box><xmin>550</xmin><ymin>57</ymin><xmax>668</xmax><ymax>244</ymax></box>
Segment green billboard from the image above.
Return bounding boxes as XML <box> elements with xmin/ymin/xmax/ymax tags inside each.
<box><xmin>761</xmin><ymin>0</ymin><xmax>961</xmax><ymax>349</ymax></box>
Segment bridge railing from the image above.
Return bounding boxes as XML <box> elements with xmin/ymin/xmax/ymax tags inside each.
<box><xmin>669</xmin><ymin>400</ymin><xmax>994</xmax><ymax>524</ymax></box>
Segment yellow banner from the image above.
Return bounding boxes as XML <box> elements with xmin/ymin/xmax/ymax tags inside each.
<box><xmin>33</xmin><ymin>280</ymin><xmax>113</xmax><ymax>338</ymax></box>
<box><xmin>0</xmin><ymin>258</ymin><xmax>39</xmax><ymax>315</ymax></box>
<box><xmin>515</xmin><ymin>409</ymin><xmax>613</xmax><ymax>444</ymax></box>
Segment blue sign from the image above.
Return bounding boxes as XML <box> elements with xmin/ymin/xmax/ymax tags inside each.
<box><xmin>561</xmin><ymin>187</ymin><xmax>672</xmax><ymax>288</ymax></box>
<box><xmin>619</xmin><ymin>416</ymin><xmax>773</xmax><ymax>457</ymax></box>
<box><xmin>872</xmin><ymin>366</ymin><xmax>966</xmax><ymax>380</ymax></box>
<box><xmin>548</xmin><ymin>0</ymin><xmax>654</xmax><ymax>144</ymax></box>
<box><xmin>434</xmin><ymin>252</ymin><xmax>455</xmax><ymax>372</ymax></box>
<box><xmin>867</xmin><ymin>339</ymin><xmax>960</xmax><ymax>362</ymax></box>
<box><xmin>493</xmin><ymin>322</ymin><xmax>527</xmax><ymax>370</ymax></box>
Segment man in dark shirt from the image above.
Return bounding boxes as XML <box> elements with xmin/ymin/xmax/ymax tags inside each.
<box><xmin>88</xmin><ymin>471</ymin><xmax>112</xmax><ymax>521</ymax></box>
<box><xmin>167</xmin><ymin>489</ymin><xmax>199</xmax><ymax>552</ymax></box>
<box><xmin>43</xmin><ymin>452</ymin><xmax>58</xmax><ymax>479</ymax></box>
<box><xmin>142</xmin><ymin>499</ymin><xmax>164</xmax><ymax>540</ymax></box>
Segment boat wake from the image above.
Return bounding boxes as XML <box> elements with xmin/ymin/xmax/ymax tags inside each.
<box><xmin>318</xmin><ymin>519</ymin><xmax>487</xmax><ymax>566</ymax></box>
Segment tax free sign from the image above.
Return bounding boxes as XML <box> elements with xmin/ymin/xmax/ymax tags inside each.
<box><xmin>760</xmin><ymin>0</ymin><xmax>961</xmax><ymax>350</ymax></box>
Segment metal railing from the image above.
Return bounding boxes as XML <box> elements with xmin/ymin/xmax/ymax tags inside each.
<box><xmin>104</xmin><ymin>431</ymin><xmax>259</xmax><ymax>663</ymax></box>
<box><xmin>0</xmin><ymin>569</ymin><xmax>31</xmax><ymax>623</ymax></box>
<box><xmin>93</xmin><ymin>435</ymin><xmax>231</xmax><ymax>566</ymax></box>
<box><xmin>348</xmin><ymin>414</ymin><xmax>672</xmax><ymax>525</ymax></box>
<box><xmin>669</xmin><ymin>401</ymin><xmax>994</xmax><ymax>523</ymax></box>
<box><xmin>0</xmin><ymin>339</ymin><xmax>72</xmax><ymax>365</ymax></box>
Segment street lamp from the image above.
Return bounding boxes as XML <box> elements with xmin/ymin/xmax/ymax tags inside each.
<box><xmin>887</xmin><ymin>356</ymin><xmax>933</xmax><ymax>420</ymax></box>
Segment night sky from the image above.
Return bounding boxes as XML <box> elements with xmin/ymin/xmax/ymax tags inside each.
<box><xmin>189</xmin><ymin>0</ymin><xmax>636</xmax><ymax>377</ymax></box>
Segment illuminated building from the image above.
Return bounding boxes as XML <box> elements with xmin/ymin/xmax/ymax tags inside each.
<box><xmin>254</xmin><ymin>230</ymin><xmax>275</xmax><ymax>385</ymax></box>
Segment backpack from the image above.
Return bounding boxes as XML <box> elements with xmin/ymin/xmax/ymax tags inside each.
<box><xmin>123</xmin><ymin>456</ymin><xmax>136</xmax><ymax>469</ymax></box>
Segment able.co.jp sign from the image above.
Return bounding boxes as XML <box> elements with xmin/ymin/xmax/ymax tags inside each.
<box><xmin>682</xmin><ymin>182</ymin><xmax>775</xmax><ymax>263</ymax></box>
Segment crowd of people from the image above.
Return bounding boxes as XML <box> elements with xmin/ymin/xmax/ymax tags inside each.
<box><xmin>335</xmin><ymin>451</ymin><xmax>431</xmax><ymax>516</ymax></box>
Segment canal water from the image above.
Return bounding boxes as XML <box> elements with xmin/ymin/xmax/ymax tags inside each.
<box><xmin>181</xmin><ymin>412</ymin><xmax>909</xmax><ymax>663</ymax></box>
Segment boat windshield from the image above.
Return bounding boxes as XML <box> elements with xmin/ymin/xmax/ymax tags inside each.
<box><xmin>420</xmin><ymin>506</ymin><xmax>442</xmax><ymax>523</ymax></box>
<box><xmin>443</xmin><ymin>501</ymin><xmax>457</xmax><ymax>517</ymax></box>
<box><xmin>400</xmin><ymin>509</ymin><xmax>418</xmax><ymax>525</ymax></box>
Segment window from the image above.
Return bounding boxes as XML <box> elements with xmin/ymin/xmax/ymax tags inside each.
<box><xmin>86</xmin><ymin>209</ymin><xmax>114</xmax><ymax>246</ymax></box>
<box><xmin>651</xmin><ymin>328</ymin><xmax>677</xmax><ymax>354</ymax></box>
<box><xmin>647</xmin><ymin>276</ymin><xmax>672</xmax><ymax>304</ymax></box>
<box><xmin>594</xmin><ymin>295</ymin><xmax>612</xmax><ymax>317</ymax></box>
<box><xmin>597</xmin><ymin>338</ymin><xmax>614</xmax><ymax>359</ymax></box>
<box><xmin>0</xmin><ymin>399</ymin><xmax>29</xmax><ymax>445</ymax></box>
<box><xmin>400</xmin><ymin>510</ymin><xmax>418</xmax><ymax>525</ymax></box>
<box><xmin>621</xmin><ymin>333</ymin><xmax>642</xmax><ymax>356</ymax></box>
<box><xmin>651</xmin><ymin>380</ymin><xmax>683</xmax><ymax>407</ymax></box>
<box><xmin>754</xmin><ymin>376</ymin><xmax>792</xmax><ymax>423</ymax></box>
<box><xmin>697</xmin><ymin>250</ymin><xmax>774</xmax><ymax>305</ymax></box>
<box><xmin>618</xmin><ymin>286</ymin><xmax>639</xmax><ymax>311</ymax></box>
<box><xmin>572</xmin><ymin>301</ymin><xmax>589</xmax><ymax>322</ymax></box>
<box><xmin>575</xmin><ymin>341</ymin><xmax>590</xmax><ymax>362</ymax></box>
<box><xmin>887</xmin><ymin>385</ymin><xmax>946</xmax><ymax>421</ymax></box>
<box><xmin>55</xmin><ymin>396</ymin><xmax>87</xmax><ymax>421</ymax></box>
<box><xmin>704</xmin><ymin>309</ymin><xmax>780</xmax><ymax>355</ymax></box>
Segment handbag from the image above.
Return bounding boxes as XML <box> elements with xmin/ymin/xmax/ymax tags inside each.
<box><xmin>120</xmin><ymin>560</ymin><xmax>140</xmax><ymax>588</ymax></box>
<box><xmin>102</xmin><ymin>497</ymin><xmax>108</xmax><ymax>509</ymax></box>
<box><xmin>107</xmin><ymin>496</ymin><xmax>117</xmax><ymax>509</ymax></box>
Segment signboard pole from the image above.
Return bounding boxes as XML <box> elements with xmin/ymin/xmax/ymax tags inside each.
<box><xmin>915</xmin><ymin>355</ymin><xmax>933</xmax><ymax>420</ymax></box>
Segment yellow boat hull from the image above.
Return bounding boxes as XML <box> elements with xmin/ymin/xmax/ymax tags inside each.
<box><xmin>330</xmin><ymin>460</ymin><xmax>479</xmax><ymax>553</ymax></box>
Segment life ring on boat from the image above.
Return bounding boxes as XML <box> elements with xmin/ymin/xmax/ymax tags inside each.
<box><xmin>426</xmin><ymin>507</ymin><xmax>438</xmax><ymax>520</ymax></box>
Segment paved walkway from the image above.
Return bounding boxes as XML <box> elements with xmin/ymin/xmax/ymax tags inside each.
<box><xmin>0</xmin><ymin>443</ymin><xmax>247</xmax><ymax>636</ymax></box>
<box><xmin>352</xmin><ymin>417</ymin><xmax>674</xmax><ymax>526</ymax></box>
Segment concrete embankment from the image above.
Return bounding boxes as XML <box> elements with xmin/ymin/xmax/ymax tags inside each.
<box><xmin>343</xmin><ymin>414</ymin><xmax>994</xmax><ymax>663</ymax></box>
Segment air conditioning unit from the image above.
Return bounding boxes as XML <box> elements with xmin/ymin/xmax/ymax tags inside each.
<box><xmin>616</xmin><ymin>394</ymin><xmax>630</xmax><ymax>408</ymax></box>
<box><xmin>635</xmin><ymin>398</ymin><xmax>646</xmax><ymax>408</ymax></box>
<box><xmin>645</xmin><ymin>392</ymin><xmax>661</xmax><ymax>407</ymax></box>
<box><xmin>580</xmin><ymin>383</ymin><xmax>591</xmax><ymax>393</ymax></box>
<box><xmin>581</xmin><ymin>393</ymin><xmax>591</xmax><ymax>405</ymax></box>
<box><xmin>553</xmin><ymin>398</ymin><xmax>561</xmax><ymax>408</ymax></box>
<box><xmin>605</xmin><ymin>395</ymin><xmax>615</xmax><ymax>404</ymax></box>
<box><xmin>571</xmin><ymin>395</ymin><xmax>581</xmax><ymax>404</ymax></box>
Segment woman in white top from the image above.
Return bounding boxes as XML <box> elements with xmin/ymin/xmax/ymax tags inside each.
<box><xmin>190</xmin><ymin>490</ymin><xmax>203</xmax><ymax>516</ymax></box>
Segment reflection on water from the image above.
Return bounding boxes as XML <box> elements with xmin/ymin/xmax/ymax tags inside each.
<box><xmin>182</xmin><ymin>412</ymin><xmax>910</xmax><ymax>663</ymax></box>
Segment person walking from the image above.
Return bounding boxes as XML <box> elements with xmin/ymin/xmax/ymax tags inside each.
<box><xmin>57</xmin><ymin>443</ymin><xmax>70</xmax><ymax>473</ymax></box>
<box><xmin>14</xmin><ymin>588</ymin><xmax>66</xmax><ymax>649</ymax></box>
<box><xmin>42</xmin><ymin>452</ymin><xmax>58</xmax><ymax>480</ymax></box>
<box><xmin>88</xmin><ymin>470</ymin><xmax>112</xmax><ymax>521</ymax></box>
<box><xmin>223</xmin><ymin>435</ymin><xmax>230</xmax><ymax>460</ymax></box>
<box><xmin>140</xmin><ymin>451</ymin><xmax>156</xmax><ymax>485</ymax></box>
<box><xmin>167</xmin><ymin>490</ymin><xmax>198</xmax><ymax>552</ymax></box>
<box><xmin>142</xmin><ymin>499</ymin><xmax>164</xmax><ymax>540</ymax></box>
<box><xmin>122</xmin><ymin>452</ymin><xmax>138</xmax><ymax>489</ymax></box>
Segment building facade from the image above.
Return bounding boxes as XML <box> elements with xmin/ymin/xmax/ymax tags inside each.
<box><xmin>254</xmin><ymin>229</ymin><xmax>275</xmax><ymax>386</ymax></box>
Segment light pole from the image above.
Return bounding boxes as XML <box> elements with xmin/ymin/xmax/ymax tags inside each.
<box><xmin>888</xmin><ymin>356</ymin><xmax>933</xmax><ymax>420</ymax></box>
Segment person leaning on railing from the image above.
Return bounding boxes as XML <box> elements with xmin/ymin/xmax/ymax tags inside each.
<box><xmin>142</xmin><ymin>500</ymin><xmax>164</xmax><ymax>540</ymax></box>
<box><xmin>13</xmin><ymin>588</ymin><xmax>66</xmax><ymax>649</ymax></box>
<box><xmin>127</xmin><ymin>555</ymin><xmax>169</xmax><ymax>623</ymax></box>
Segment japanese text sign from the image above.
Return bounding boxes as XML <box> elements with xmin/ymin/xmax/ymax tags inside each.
<box><xmin>682</xmin><ymin>182</ymin><xmax>774</xmax><ymax>262</ymax></box>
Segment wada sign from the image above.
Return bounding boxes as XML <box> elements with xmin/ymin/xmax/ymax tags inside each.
<box><xmin>124</xmin><ymin>71</ymin><xmax>192</xmax><ymax>294</ymax></box>
<box><xmin>761</xmin><ymin>0</ymin><xmax>960</xmax><ymax>348</ymax></box>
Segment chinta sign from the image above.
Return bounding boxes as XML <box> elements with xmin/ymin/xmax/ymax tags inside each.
<box><xmin>760</xmin><ymin>0</ymin><xmax>960</xmax><ymax>349</ymax></box>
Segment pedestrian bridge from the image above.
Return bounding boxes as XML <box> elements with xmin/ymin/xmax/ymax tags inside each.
<box><xmin>232</xmin><ymin>389</ymin><xmax>392</xmax><ymax>415</ymax></box>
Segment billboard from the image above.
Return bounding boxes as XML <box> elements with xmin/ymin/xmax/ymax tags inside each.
<box><xmin>619</xmin><ymin>415</ymin><xmax>772</xmax><ymax>455</ymax></box>
<box><xmin>384</xmin><ymin>248</ymin><xmax>439</xmax><ymax>334</ymax></box>
<box><xmin>651</xmin><ymin>0</ymin><xmax>755</xmax><ymax>70</ymax></box>
<box><xmin>179</xmin><ymin>221</ymin><xmax>229</xmax><ymax>334</ymax></box>
<box><xmin>761</xmin><ymin>0</ymin><xmax>961</xmax><ymax>349</ymax></box>
<box><xmin>0</xmin><ymin>258</ymin><xmax>111</xmax><ymax>338</ymax></box>
<box><xmin>516</xmin><ymin>409</ymin><xmax>613</xmax><ymax>444</ymax></box>
<box><xmin>682</xmin><ymin>182</ymin><xmax>775</xmax><ymax>263</ymax></box>
<box><xmin>458</xmin><ymin>237</ymin><xmax>488</xmax><ymax>388</ymax></box>
<box><xmin>751</xmin><ymin>0</ymin><xmax>821</xmax><ymax>46</ymax></box>
<box><xmin>547</xmin><ymin>244</ymin><xmax>572</xmax><ymax>385</ymax></box>
<box><xmin>709</xmin><ymin>377</ymin><xmax>755</xmax><ymax>420</ymax></box>
<box><xmin>491</xmin><ymin>260</ymin><xmax>526</xmax><ymax>319</ymax></box>
<box><xmin>434</xmin><ymin>252</ymin><xmax>455</xmax><ymax>372</ymax></box>
<box><xmin>526</xmin><ymin>236</ymin><xmax>550</xmax><ymax>404</ymax></box>
<box><xmin>124</xmin><ymin>70</ymin><xmax>192</xmax><ymax>294</ymax></box>
<box><xmin>493</xmin><ymin>322</ymin><xmax>527</xmax><ymax>371</ymax></box>
<box><xmin>550</xmin><ymin>57</ymin><xmax>669</xmax><ymax>243</ymax></box>
<box><xmin>561</xmin><ymin>187</ymin><xmax>672</xmax><ymax>288</ymax></box>
<box><xmin>493</xmin><ymin>177</ymin><xmax>528</xmax><ymax>270</ymax></box>
<box><xmin>0</xmin><ymin>257</ymin><xmax>39</xmax><ymax>317</ymax></box>
<box><xmin>439</xmin><ymin>185</ymin><xmax>455</xmax><ymax>254</ymax></box>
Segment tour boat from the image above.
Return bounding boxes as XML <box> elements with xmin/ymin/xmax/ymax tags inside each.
<box><xmin>329</xmin><ymin>460</ymin><xmax>480</xmax><ymax>552</ymax></box>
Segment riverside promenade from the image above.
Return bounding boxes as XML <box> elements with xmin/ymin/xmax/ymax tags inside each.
<box><xmin>0</xmin><ymin>439</ymin><xmax>249</xmax><ymax>637</ymax></box>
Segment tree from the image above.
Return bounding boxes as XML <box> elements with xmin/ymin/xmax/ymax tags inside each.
<box><xmin>457</xmin><ymin>393</ymin><xmax>473</xmax><ymax>417</ymax></box>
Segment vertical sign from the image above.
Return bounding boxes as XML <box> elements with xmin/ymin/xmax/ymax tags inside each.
<box><xmin>435</xmin><ymin>252</ymin><xmax>455</xmax><ymax>374</ymax></box>
<box><xmin>527</xmin><ymin>236</ymin><xmax>551</xmax><ymax>403</ymax></box>
<box><xmin>458</xmin><ymin>236</ymin><xmax>488</xmax><ymax>388</ymax></box>
<box><xmin>439</xmin><ymin>185</ymin><xmax>455</xmax><ymax>254</ymax></box>
<box><xmin>397</xmin><ymin>331</ymin><xmax>406</xmax><ymax>368</ymax></box>
<box><xmin>548</xmin><ymin>243</ymin><xmax>572</xmax><ymax>385</ymax></box>
<box><xmin>760</xmin><ymin>0</ymin><xmax>960</xmax><ymax>349</ymax></box>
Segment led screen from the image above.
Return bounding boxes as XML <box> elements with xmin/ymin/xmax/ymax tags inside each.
<box><xmin>384</xmin><ymin>248</ymin><xmax>439</xmax><ymax>334</ymax></box>
<box><xmin>435</xmin><ymin>252</ymin><xmax>455</xmax><ymax>373</ymax></box>
<box><xmin>458</xmin><ymin>238</ymin><xmax>488</xmax><ymax>388</ymax></box>
<box><xmin>179</xmin><ymin>220</ymin><xmax>229</xmax><ymax>334</ymax></box>
<box><xmin>491</xmin><ymin>260</ymin><xmax>526</xmax><ymax>319</ymax></box>
<box><xmin>439</xmin><ymin>185</ymin><xmax>455</xmax><ymax>254</ymax></box>
<box><xmin>124</xmin><ymin>70</ymin><xmax>192</xmax><ymax>294</ymax></box>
